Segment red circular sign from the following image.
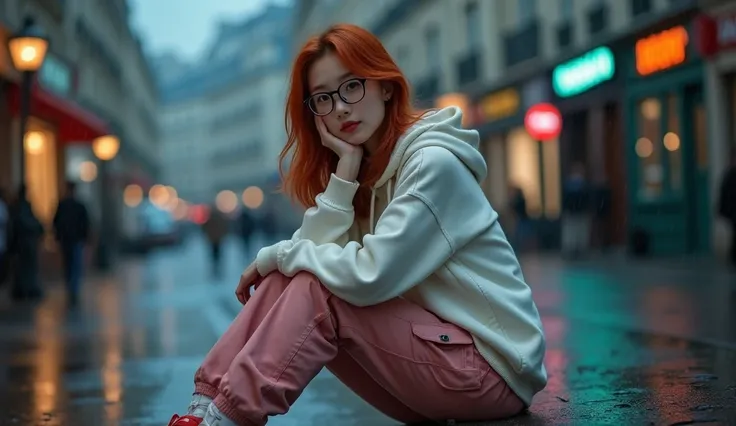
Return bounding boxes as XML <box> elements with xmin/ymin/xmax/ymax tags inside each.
<box><xmin>524</xmin><ymin>103</ymin><xmax>562</xmax><ymax>141</ymax></box>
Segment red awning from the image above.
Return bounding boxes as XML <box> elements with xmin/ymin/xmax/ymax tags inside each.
<box><xmin>6</xmin><ymin>81</ymin><xmax>110</xmax><ymax>143</ymax></box>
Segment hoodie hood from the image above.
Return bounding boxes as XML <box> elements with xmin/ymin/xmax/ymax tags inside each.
<box><xmin>375</xmin><ymin>106</ymin><xmax>487</xmax><ymax>189</ymax></box>
<box><xmin>366</xmin><ymin>106</ymin><xmax>486</xmax><ymax>234</ymax></box>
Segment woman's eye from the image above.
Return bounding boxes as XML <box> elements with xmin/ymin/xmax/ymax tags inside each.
<box><xmin>345</xmin><ymin>81</ymin><xmax>359</xmax><ymax>91</ymax></box>
<box><xmin>315</xmin><ymin>95</ymin><xmax>330</xmax><ymax>103</ymax></box>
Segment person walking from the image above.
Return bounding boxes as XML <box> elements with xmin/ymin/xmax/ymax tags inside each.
<box><xmin>53</xmin><ymin>181</ymin><xmax>91</xmax><ymax>306</ymax></box>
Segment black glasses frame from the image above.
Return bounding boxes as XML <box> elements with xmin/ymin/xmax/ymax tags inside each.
<box><xmin>304</xmin><ymin>78</ymin><xmax>367</xmax><ymax>116</ymax></box>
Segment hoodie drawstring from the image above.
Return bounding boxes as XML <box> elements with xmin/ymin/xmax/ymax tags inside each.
<box><xmin>368</xmin><ymin>178</ymin><xmax>393</xmax><ymax>234</ymax></box>
<box><xmin>369</xmin><ymin>189</ymin><xmax>376</xmax><ymax>235</ymax></box>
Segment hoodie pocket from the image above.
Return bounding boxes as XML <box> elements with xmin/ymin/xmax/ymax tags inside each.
<box><xmin>410</xmin><ymin>323</ymin><xmax>486</xmax><ymax>391</ymax></box>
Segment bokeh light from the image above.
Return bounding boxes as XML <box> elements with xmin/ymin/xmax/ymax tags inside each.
<box><xmin>216</xmin><ymin>190</ymin><xmax>238</xmax><ymax>213</ymax></box>
<box><xmin>149</xmin><ymin>184</ymin><xmax>170</xmax><ymax>208</ymax></box>
<box><xmin>242</xmin><ymin>186</ymin><xmax>264</xmax><ymax>210</ymax></box>
<box><xmin>79</xmin><ymin>161</ymin><xmax>98</xmax><ymax>182</ymax></box>
<box><xmin>123</xmin><ymin>184</ymin><xmax>143</xmax><ymax>207</ymax></box>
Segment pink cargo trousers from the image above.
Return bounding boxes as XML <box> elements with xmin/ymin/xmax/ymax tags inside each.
<box><xmin>193</xmin><ymin>271</ymin><xmax>524</xmax><ymax>425</ymax></box>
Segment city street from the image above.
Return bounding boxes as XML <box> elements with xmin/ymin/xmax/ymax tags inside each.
<box><xmin>0</xmin><ymin>235</ymin><xmax>735</xmax><ymax>425</ymax></box>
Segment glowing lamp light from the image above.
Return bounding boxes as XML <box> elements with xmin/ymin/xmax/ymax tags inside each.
<box><xmin>8</xmin><ymin>18</ymin><xmax>49</xmax><ymax>72</ymax></box>
<box><xmin>189</xmin><ymin>204</ymin><xmax>210</xmax><ymax>225</ymax></box>
<box><xmin>149</xmin><ymin>184</ymin><xmax>171</xmax><ymax>208</ymax></box>
<box><xmin>173</xmin><ymin>200</ymin><xmax>189</xmax><ymax>221</ymax></box>
<box><xmin>92</xmin><ymin>135</ymin><xmax>120</xmax><ymax>161</ymax></box>
<box><xmin>23</xmin><ymin>131</ymin><xmax>46</xmax><ymax>155</ymax></box>
<box><xmin>79</xmin><ymin>161</ymin><xmax>98</xmax><ymax>182</ymax></box>
<box><xmin>242</xmin><ymin>186</ymin><xmax>264</xmax><ymax>210</ymax></box>
<box><xmin>524</xmin><ymin>103</ymin><xmax>562</xmax><ymax>141</ymax></box>
<box><xmin>123</xmin><ymin>184</ymin><xmax>143</xmax><ymax>207</ymax></box>
<box><xmin>216</xmin><ymin>190</ymin><xmax>238</xmax><ymax>214</ymax></box>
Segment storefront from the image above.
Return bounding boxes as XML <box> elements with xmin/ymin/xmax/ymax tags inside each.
<box><xmin>4</xmin><ymin>49</ymin><xmax>110</xmax><ymax>229</ymax></box>
<box><xmin>472</xmin><ymin>77</ymin><xmax>561</xmax><ymax>246</ymax></box>
<box><xmin>695</xmin><ymin>5</ymin><xmax>736</xmax><ymax>257</ymax></box>
<box><xmin>623</xmin><ymin>20</ymin><xmax>707</xmax><ymax>255</ymax></box>
<box><xmin>551</xmin><ymin>45</ymin><xmax>627</xmax><ymax>246</ymax></box>
<box><xmin>0</xmin><ymin>24</ymin><xmax>20</xmax><ymax>190</ymax></box>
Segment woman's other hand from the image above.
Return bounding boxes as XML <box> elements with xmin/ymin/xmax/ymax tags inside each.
<box><xmin>235</xmin><ymin>261</ymin><xmax>261</xmax><ymax>305</ymax></box>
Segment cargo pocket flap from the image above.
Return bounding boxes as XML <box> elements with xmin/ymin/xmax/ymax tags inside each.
<box><xmin>411</xmin><ymin>323</ymin><xmax>473</xmax><ymax>345</ymax></box>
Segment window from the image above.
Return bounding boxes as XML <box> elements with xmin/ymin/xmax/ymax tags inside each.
<box><xmin>518</xmin><ymin>0</ymin><xmax>537</xmax><ymax>25</ymax></box>
<box><xmin>560</xmin><ymin>0</ymin><xmax>574</xmax><ymax>20</ymax></box>
<box><xmin>665</xmin><ymin>94</ymin><xmax>682</xmax><ymax>192</ymax></box>
<box><xmin>425</xmin><ymin>27</ymin><xmax>440</xmax><ymax>70</ymax></box>
<box><xmin>635</xmin><ymin>97</ymin><xmax>662</xmax><ymax>199</ymax></box>
<box><xmin>465</xmin><ymin>2</ymin><xmax>481</xmax><ymax>48</ymax></box>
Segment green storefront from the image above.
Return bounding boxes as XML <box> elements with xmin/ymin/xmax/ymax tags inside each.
<box><xmin>623</xmin><ymin>21</ymin><xmax>710</xmax><ymax>255</ymax></box>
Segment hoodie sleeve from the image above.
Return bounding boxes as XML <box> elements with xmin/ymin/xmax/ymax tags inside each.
<box><xmin>265</xmin><ymin>147</ymin><xmax>493</xmax><ymax>306</ymax></box>
<box><xmin>255</xmin><ymin>173</ymin><xmax>359</xmax><ymax>274</ymax></box>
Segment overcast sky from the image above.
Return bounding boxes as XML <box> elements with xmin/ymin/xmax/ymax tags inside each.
<box><xmin>129</xmin><ymin>0</ymin><xmax>289</xmax><ymax>60</ymax></box>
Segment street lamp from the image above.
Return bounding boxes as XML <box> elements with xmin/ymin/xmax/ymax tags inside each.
<box><xmin>92</xmin><ymin>134</ymin><xmax>120</xmax><ymax>271</ymax></box>
<box><xmin>8</xmin><ymin>16</ymin><xmax>49</xmax><ymax>184</ymax></box>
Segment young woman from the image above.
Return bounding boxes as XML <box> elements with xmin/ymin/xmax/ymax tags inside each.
<box><xmin>169</xmin><ymin>24</ymin><xmax>547</xmax><ymax>426</ymax></box>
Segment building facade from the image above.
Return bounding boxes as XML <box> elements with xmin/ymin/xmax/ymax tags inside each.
<box><xmin>695</xmin><ymin>0</ymin><xmax>736</xmax><ymax>256</ymax></box>
<box><xmin>158</xmin><ymin>4</ymin><xmax>292</xmax><ymax>214</ymax></box>
<box><xmin>0</xmin><ymin>0</ymin><xmax>159</xmax><ymax>261</ymax></box>
<box><xmin>295</xmin><ymin>0</ymin><xmax>725</xmax><ymax>257</ymax></box>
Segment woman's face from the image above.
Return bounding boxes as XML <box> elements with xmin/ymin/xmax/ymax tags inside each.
<box><xmin>306</xmin><ymin>51</ymin><xmax>392</xmax><ymax>147</ymax></box>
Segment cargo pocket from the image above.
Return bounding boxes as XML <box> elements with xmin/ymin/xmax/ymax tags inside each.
<box><xmin>410</xmin><ymin>323</ymin><xmax>485</xmax><ymax>391</ymax></box>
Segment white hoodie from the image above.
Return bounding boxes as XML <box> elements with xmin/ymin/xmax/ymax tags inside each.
<box><xmin>256</xmin><ymin>106</ymin><xmax>547</xmax><ymax>405</ymax></box>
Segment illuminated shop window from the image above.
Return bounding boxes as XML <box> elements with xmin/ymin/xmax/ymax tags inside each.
<box><xmin>636</xmin><ymin>97</ymin><xmax>662</xmax><ymax>199</ymax></box>
<box><xmin>665</xmin><ymin>94</ymin><xmax>682</xmax><ymax>192</ymax></box>
<box><xmin>23</xmin><ymin>120</ymin><xmax>58</xmax><ymax>229</ymax></box>
<box><xmin>507</xmin><ymin>128</ymin><xmax>542</xmax><ymax>217</ymax></box>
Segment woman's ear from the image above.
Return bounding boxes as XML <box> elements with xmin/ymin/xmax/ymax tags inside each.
<box><xmin>381</xmin><ymin>82</ymin><xmax>394</xmax><ymax>101</ymax></box>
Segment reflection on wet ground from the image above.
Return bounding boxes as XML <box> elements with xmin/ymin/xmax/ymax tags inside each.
<box><xmin>0</xmin><ymin>236</ymin><xmax>734</xmax><ymax>425</ymax></box>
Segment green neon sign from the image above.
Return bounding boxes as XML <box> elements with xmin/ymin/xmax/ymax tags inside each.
<box><xmin>552</xmin><ymin>46</ymin><xmax>615</xmax><ymax>98</ymax></box>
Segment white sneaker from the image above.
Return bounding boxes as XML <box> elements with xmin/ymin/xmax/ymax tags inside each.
<box><xmin>202</xmin><ymin>404</ymin><xmax>238</xmax><ymax>426</ymax></box>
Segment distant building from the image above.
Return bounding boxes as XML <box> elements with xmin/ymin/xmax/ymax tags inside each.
<box><xmin>157</xmin><ymin>4</ymin><xmax>293</xmax><ymax>212</ymax></box>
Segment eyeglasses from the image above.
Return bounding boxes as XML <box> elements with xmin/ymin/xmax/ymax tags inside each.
<box><xmin>304</xmin><ymin>78</ymin><xmax>367</xmax><ymax>116</ymax></box>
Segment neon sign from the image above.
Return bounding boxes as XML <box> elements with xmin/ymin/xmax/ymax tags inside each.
<box><xmin>635</xmin><ymin>26</ymin><xmax>689</xmax><ymax>76</ymax></box>
<box><xmin>552</xmin><ymin>46</ymin><xmax>615</xmax><ymax>98</ymax></box>
<box><xmin>479</xmin><ymin>88</ymin><xmax>519</xmax><ymax>121</ymax></box>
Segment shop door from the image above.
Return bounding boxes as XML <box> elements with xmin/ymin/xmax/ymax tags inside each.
<box><xmin>630</xmin><ymin>92</ymin><xmax>689</xmax><ymax>255</ymax></box>
<box><xmin>684</xmin><ymin>85</ymin><xmax>710</xmax><ymax>252</ymax></box>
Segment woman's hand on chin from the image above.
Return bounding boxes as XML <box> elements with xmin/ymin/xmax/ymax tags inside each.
<box><xmin>235</xmin><ymin>261</ymin><xmax>261</xmax><ymax>305</ymax></box>
<box><xmin>315</xmin><ymin>116</ymin><xmax>362</xmax><ymax>159</ymax></box>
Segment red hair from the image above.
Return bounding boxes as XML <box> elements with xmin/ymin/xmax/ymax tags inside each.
<box><xmin>279</xmin><ymin>24</ymin><xmax>422</xmax><ymax>219</ymax></box>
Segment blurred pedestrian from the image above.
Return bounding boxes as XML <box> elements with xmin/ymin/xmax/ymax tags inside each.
<box><xmin>202</xmin><ymin>207</ymin><xmax>229</xmax><ymax>279</ymax></box>
<box><xmin>169</xmin><ymin>24</ymin><xmax>542</xmax><ymax>426</ymax></box>
<box><xmin>53</xmin><ymin>181</ymin><xmax>90</xmax><ymax>306</ymax></box>
<box><xmin>509</xmin><ymin>184</ymin><xmax>533</xmax><ymax>254</ymax></box>
<box><xmin>718</xmin><ymin>151</ymin><xmax>736</xmax><ymax>266</ymax></box>
<box><xmin>10</xmin><ymin>185</ymin><xmax>44</xmax><ymax>300</ymax></box>
<box><xmin>561</xmin><ymin>162</ymin><xmax>591</xmax><ymax>258</ymax></box>
<box><xmin>239</xmin><ymin>208</ymin><xmax>256</xmax><ymax>258</ymax></box>
<box><xmin>0</xmin><ymin>187</ymin><xmax>9</xmax><ymax>286</ymax></box>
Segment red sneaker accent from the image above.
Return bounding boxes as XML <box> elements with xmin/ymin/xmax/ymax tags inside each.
<box><xmin>168</xmin><ymin>414</ymin><xmax>204</xmax><ymax>425</ymax></box>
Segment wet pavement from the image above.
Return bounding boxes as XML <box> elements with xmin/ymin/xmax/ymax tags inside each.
<box><xmin>0</xmin><ymin>234</ymin><xmax>735</xmax><ymax>425</ymax></box>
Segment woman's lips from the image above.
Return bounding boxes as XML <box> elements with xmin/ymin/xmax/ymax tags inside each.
<box><xmin>341</xmin><ymin>121</ymin><xmax>360</xmax><ymax>133</ymax></box>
